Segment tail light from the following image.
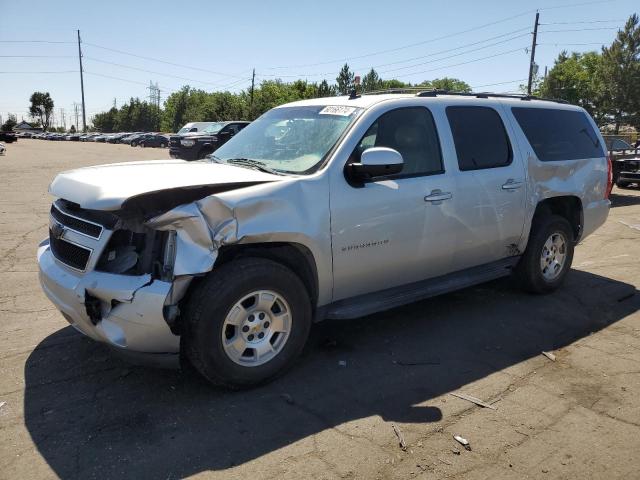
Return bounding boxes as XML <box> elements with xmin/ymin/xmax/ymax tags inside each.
<box><xmin>605</xmin><ymin>154</ymin><xmax>613</xmax><ymax>199</ymax></box>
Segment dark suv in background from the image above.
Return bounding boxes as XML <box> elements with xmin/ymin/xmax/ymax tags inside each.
<box><xmin>169</xmin><ymin>121</ymin><xmax>250</xmax><ymax>160</ymax></box>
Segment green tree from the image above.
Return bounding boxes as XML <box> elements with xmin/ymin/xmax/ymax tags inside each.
<box><xmin>69</xmin><ymin>125</ymin><xmax>76</xmax><ymax>133</ymax></box>
<box><xmin>418</xmin><ymin>77</ymin><xmax>472</xmax><ymax>92</ymax></box>
<box><xmin>539</xmin><ymin>51</ymin><xmax>606</xmax><ymax>123</ymax></box>
<box><xmin>317</xmin><ymin>79</ymin><xmax>335</xmax><ymax>97</ymax></box>
<box><xmin>1</xmin><ymin>113</ymin><xmax>17</xmax><ymax>131</ymax></box>
<box><xmin>362</xmin><ymin>68</ymin><xmax>383</xmax><ymax>92</ymax></box>
<box><xmin>599</xmin><ymin>14</ymin><xmax>640</xmax><ymax>132</ymax></box>
<box><xmin>28</xmin><ymin>92</ymin><xmax>54</xmax><ymax>131</ymax></box>
<box><xmin>336</xmin><ymin>63</ymin><xmax>355</xmax><ymax>95</ymax></box>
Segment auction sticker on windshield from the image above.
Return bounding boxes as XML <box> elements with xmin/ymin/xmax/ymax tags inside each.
<box><xmin>319</xmin><ymin>106</ymin><xmax>357</xmax><ymax>116</ymax></box>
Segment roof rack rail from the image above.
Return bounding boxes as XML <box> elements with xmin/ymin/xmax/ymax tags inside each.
<box><xmin>361</xmin><ymin>88</ymin><xmax>570</xmax><ymax>104</ymax></box>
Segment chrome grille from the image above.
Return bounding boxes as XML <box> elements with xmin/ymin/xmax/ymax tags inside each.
<box><xmin>49</xmin><ymin>230</ymin><xmax>91</xmax><ymax>271</ymax></box>
<box><xmin>50</xmin><ymin>203</ymin><xmax>103</xmax><ymax>239</ymax></box>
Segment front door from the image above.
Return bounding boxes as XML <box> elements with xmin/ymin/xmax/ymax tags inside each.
<box><xmin>330</xmin><ymin>106</ymin><xmax>458</xmax><ymax>301</ymax></box>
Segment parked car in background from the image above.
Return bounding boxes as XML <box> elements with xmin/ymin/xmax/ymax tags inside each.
<box><xmin>169</xmin><ymin>121</ymin><xmax>250</xmax><ymax>160</ymax></box>
<box><xmin>129</xmin><ymin>133</ymin><xmax>150</xmax><ymax>147</ymax></box>
<box><xmin>0</xmin><ymin>132</ymin><xmax>17</xmax><ymax>143</ymax></box>
<box><xmin>607</xmin><ymin>138</ymin><xmax>635</xmax><ymax>153</ymax></box>
<box><xmin>120</xmin><ymin>132</ymin><xmax>145</xmax><ymax>144</ymax></box>
<box><xmin>138</xmin><ymin>134</ymin><xmax>168</xmax><ymax>148</ymax></box>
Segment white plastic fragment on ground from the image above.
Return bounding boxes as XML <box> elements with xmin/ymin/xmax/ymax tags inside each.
<box><xmin>542</xmin><ymin>351</ymin><xmax>557</xmax><ymax>361</ymax></box>
<box><xmin>450</xmin><ymin>392</ymin><xmax>497</xmax><ymax>410</ymax></box>
<box><xmin>453</xmin><ymin>435</ymin><xmax>471</xmax><ymax>451</ymax></box>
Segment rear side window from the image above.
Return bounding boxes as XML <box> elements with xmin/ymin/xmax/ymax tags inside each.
<box><xmin>446</xmin><ymin>107</ymin><xmax>512</xmax><ymax>171</ymax></box>
<box><xmin>511</xmin><ymin>107</ymin><xmax>604</xmax><ymax>161</ymax></box>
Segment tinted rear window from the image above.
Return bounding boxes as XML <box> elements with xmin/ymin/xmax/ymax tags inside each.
<box><xmin>511</xmin><ymin>108</ymin><xmax>604</xmax><ymax>161</ymax></box>
<box><xmin>446</xmin><ymin>106</ymin><xmax>512</xmax><ymax>171</ymax></box>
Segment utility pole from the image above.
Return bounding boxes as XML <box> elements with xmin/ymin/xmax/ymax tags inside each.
<box><xmin>77</xmin><ymin>30</ymin><xmax>87</xmax><ymax>132</ymax></box>
<box><xmin>527</xmin><ymin>12</ymin><xmax>540</xmax><ymax>95</ymax></box>
<box><xmin>73</xmin><ymin>103</ymin><xmax>80</xmax><ymax>130</ymax></box>
<box><xmin>249</xmin><ymin>68</ymin><xmax>256</xmax><ymax>119</ymax></box>
<box><xmin>60</xmin><ymin>108</ymin><xmax>66</xmax><ymax>130</ymax></box>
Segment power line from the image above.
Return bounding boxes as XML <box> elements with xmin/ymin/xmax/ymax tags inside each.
<box><xmin>471</xmin><ymin>78</ymin><xmax>528</xmax><ymax>89</ymax></box>
<box><xmin>378</xmin><ymin>46</ymin><xmax>528</xmax><ymax>78</ymax></box>
<box><xmin>265</xmin><ymin>11</ymin><xmax>535</xmax><ymax>70</ymax></box>
<box><xmin>539</xmin><ymin>27</ymin><xmax>619</xmax><ymax>32</ymax></box>
<box><xmin>82</xmin><ymin>42</ymin><xmax>247</xmax><ymax>80</ymax></box>
<box><xmin>540</xmin><ymin>19</ymin><xmax>624</xmax><ymax>24</ymax></box>
<box><xmin>0</xmin><ymin>40</ymin><xmax>74</xmax><ymax>44</ymax></box>
<box><xmin>372</xmin><ymin>33</ymin><xmax>531</xmax><ymax>75</ymax></box>
<box><xmin>0</xmin><ymin>55</ymin><xmax>75</xmax><ymax>58</ymax></box>
<box><xmin>83</xmin><ymin>57</ymin><xmax>236</xmax><ymax>88</ymax></box>
<box><xmin>0</xmin><ymin>70</ymin><xmax>76</xmax><ymax>74</ymax></box>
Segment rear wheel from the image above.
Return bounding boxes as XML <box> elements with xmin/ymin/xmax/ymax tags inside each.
<box><xmin>160</xmin><ymin>142</ymin><xmax>166</xmax><ymax>148</ymax></box>
<box><xmin>515</xmin><ymin>214</ymin><xmax>574</xmax><ymax>293</ymax></box>
<box><xmin>616</xmin><ymin>180</ymin><xmax>631</xmax><ymax>188</ymax></box>
<box><xmin>184</xmin><ymin>257</ymin><xmax>312</xmax><ymax>389</ymax></box>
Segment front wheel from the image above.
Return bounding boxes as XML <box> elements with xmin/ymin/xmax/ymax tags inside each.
<box><xmin>184</xmin><ymin>257</ymin><xmax>312</xmax><ymax>389</ymax></box>
<box><xmin>616</xmin><ymin>180</ymin><xmax>631</xmax><ymax>189</ymax></box>
<box><xmin>515</xmin><ymin>214</ymin><xmax>575</xmax><ymax>293</ymax></box>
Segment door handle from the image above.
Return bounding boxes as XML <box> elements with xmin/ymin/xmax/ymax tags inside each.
<box><xmin>502</xmin><ymin>179</ymin><xmax>524</xmax><ymax>191</ymax></box>
<box><xmin>424</xmin><ymin>190</ymin><xmax>453</xmax><ymax>203</ymax></box>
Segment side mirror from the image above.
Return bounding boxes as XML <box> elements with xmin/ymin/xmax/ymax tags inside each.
<box><xmin>348</xmin><ymin>147</ymin><xmax>404</xmax><ymax>183</ymax></box>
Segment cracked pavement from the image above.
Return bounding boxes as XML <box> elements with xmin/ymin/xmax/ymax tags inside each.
<box><xmin>0</xmin><ymin>140</ymin><xmax>639</xmax><ymax>479</ymax></box>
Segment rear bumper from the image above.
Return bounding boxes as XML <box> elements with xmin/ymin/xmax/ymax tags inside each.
<box><xmin>618</xmin><ymin>171</ymin><xmax>640</xmax><ymax>183</ymax></box>
<box><xmin>581</xmin><ymin>198</ymin><xmax>610</xmax><ymax>241</ymax></box>
<box><xmin>38</xmin><ymin>239</ymin><xmax>180</xmax><ymax>359</ymax></box>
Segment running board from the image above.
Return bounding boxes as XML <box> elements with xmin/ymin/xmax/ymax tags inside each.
<box><xmin>324</xmin><ymin>257</ymin><xmax>520</xmax><ymax>320</ymax></box>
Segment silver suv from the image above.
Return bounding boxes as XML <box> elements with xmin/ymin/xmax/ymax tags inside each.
<box><xmin>38</xmin><ymin>92</ymin><xmax>611</xmax><ymax>388</ymax></box>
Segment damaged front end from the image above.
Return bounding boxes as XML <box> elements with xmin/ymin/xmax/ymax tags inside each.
<box><xmin>38</xmin><ymin>199</ymin><xmax>191</xmax><ymax>363</ymax></box>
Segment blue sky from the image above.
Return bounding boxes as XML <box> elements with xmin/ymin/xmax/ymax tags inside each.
<box><xmin>0</xmin><ymin>0</ymin><xmax>636</xmax><ymax>128</ymax></box>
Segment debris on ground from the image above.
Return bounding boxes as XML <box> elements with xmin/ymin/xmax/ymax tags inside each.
<box><xmin>451</xmin><ymin>449</ymin><xmax>461</xmax><ymax>455</ymax></box>
<box><xmin>542</xmin><ymin>351</ymin><xmax>556</xmax><ymax>362</ymax></box>
<box><xmin>392</xmin><ymin>423</ymin><xmax>407</xmax><ymax>451</ymax></box>
<box><xmin>450</xmin><ymin>392</ymin><xmax>497</xmax><ymax>410</ymax></box>
<box><xmin>437</xmin><ymin>457</ymin><xmax>453</xmax><ymax>465</ymax></box>
<box><xmin>453</xmin><ymin>435</ymin><xmax>472</xmax><ymax>451</ymax></box>
<box><xmin>338</xmin><ymin>360</ymin><xmax>347</xmax><ymax>367</ymax></box>
<box><xmin>0</xmin><ymin>401</ymin><xmax>6</xmax><ymax>412</ymax></box>
<box><xmin>280</xmin><ymin>393</ymin><xmax>295</xmax><ymax>405</ymax></box>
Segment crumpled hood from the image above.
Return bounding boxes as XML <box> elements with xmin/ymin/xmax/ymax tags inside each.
<box><xmin>49</xmin><ymin>159</ymin><xmax>281</xmax><ymax>211</ymax></box>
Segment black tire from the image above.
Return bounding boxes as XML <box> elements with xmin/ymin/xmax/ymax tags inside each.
<box><xmin>198</xmin><ymin>150</ymin><xmax>212</xmax><ymax>160</ymax></box>
<box><xmin>515</xmin><ymin>214</ymin><xmax>575</xmax><ymax>294</ymax></box>
<box><xmin>616</xmin><ymin>180</ymin><xmax>631</xmax><ymax>189</ymax></box>
<box><xmin>160</xmin><ymin>142</ymin><xmax>166</xmax><ymax>148</ymax></box>
<box><xmin>183</xmin><ymin>257</ymin><xmax>312</xmax><ymax>389</ymax></box>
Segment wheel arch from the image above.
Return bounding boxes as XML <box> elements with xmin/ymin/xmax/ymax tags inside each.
<box><xmin>532</xmin><ymin>195</ymin><xmax>584</xmax><ymax>242</ymax></box>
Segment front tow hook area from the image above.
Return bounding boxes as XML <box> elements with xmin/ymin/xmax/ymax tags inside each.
<box><xmin>85</xmin><ymin>293</ymin><xmax>102</xmax><ymax>325</ymax></box>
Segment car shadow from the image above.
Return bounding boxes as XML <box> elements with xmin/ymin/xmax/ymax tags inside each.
<box><xmin>24</xmin><ymin>269</ymin><xmax>639</xmax><ymax>479</ymax></box>
<box><xmin>610</xmin><ymin>190</ymin><xmax>640</xmax><ymax>208</ymax></box>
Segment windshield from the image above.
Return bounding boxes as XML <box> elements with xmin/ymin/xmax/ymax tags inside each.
<box><xmin>211</xmin><ymin>105</ymin><xmax>363</xmax><ymax>174</ymax></box>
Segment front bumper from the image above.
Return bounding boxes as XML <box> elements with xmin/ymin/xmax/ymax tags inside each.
<box><xmin>38</xmin><ymin>239</ymin><xmax>180</xmax><ymax>362</ymax></box>
<box><xmin>169</xmin><ymin>147</ymin><xmax>200</xmax><ymax>161</ymax></box>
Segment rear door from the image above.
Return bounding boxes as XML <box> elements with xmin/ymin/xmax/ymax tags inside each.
<box><xmin>444</xmin><ymin>105</ymin><xmax>526</xmax><ymax>270</ymax></box>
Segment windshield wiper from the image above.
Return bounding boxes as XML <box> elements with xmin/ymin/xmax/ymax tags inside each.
<box><xmin>224</xmin><ymin>158</ymin><xmax>285</xmax><ymax>175</ymax></box>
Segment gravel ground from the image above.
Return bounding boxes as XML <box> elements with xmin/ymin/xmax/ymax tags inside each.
<box><xmin>0</xmin><ymin>139</ymin><xmax>639</xmax><ymax>480</ymax></box>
